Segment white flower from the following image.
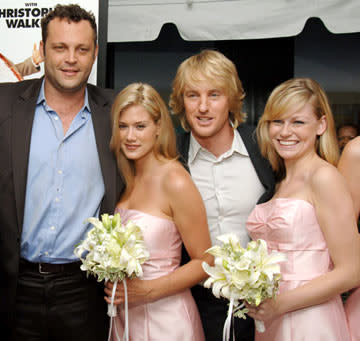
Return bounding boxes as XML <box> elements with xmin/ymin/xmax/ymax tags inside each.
<box><xmin>202</xmin><ymin>234</ymin><xmax>286</xmax><ymax>320</ymax></box>
<box><xmin>75</xmin><ymin>213</ymin><xmax>149</xmax><ymax>283</ymax></box>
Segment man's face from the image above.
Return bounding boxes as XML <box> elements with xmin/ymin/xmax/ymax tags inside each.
<box><xmin>338</xmin><ymin>126</ymin><xmax>358</xmax><ymax>150</ymax></box>
<box><xmin>40</xmin><ymin>18</ymin><xmax>98</xmax><ymax>94</ymax></box>
<box><xmin>183</xmin><ymin>80</ymin><xmax>231</xmax><ymax>144</ymax></box>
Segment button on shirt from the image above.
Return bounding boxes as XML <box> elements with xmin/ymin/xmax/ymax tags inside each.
<box><xmin>21</xmin><ymin>81</ymin><xmax>105</xmax><ymax>263</ymax></box>
<box><xmin>188</xmin><ymin>129</ymin><xmax>265</xmax><ymax>247</ymax></box>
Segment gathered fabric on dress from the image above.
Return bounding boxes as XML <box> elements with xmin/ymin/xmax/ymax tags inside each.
<box><xmin>345</xmin><ymin>287</ymin><xmax>360</xmax><ymax>341</ymax></box>
<box><xmin>246</xmin><ymin>198</ymin><xmax>350</xmax><ymax>341</ymax></box>
<box><xmin>112</xmin><ymin>208</ymin><xmax>205</xmax><ymax>341</ymax></box>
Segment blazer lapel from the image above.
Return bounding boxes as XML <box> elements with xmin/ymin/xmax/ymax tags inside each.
<box><xmin>237</xmin><ymin>125</ymin><xmax>275</xmax><ymax>203</ymax></box>
<box><xmin>176</xmin><ymin>131</ymin><xmax>190</xmax><ymax>168</ymax></box>
<box><xmin>11</xmin><ymin>79</ymin><xmax>42</xmax><ymax>233</ymax></box>
<box><xmin>88</xmin><ymin>86</ymin><xmax>120</xmax><ymax>214</ymax></box>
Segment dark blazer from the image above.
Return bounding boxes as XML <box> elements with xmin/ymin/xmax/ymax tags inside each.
<box><xmin>177</xmin><ymin>124</ymin><xmax>275</xmax><ymax>341</ymax></box>
<box><xmin>177</xmin><ymin>124</ymin><xmax>275</xmax><ymax>204</ymax></box>
<box><xmin>0</xmin><ymin>78</ymin><xmax>123</xmax><ymax>336</ymax></box>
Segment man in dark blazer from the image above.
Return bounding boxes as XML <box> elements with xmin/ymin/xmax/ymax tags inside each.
<box><xmin>0</xmin><ymin>5</ymin><xmax>123</xmax><ymax>341</ymax></box>
<box><xmin>170</xmin><ymin>50</ymin><xmax>275</xmax><ymax>340</ymax></box>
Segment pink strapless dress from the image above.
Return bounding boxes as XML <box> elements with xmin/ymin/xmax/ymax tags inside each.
<box><xmin>345</xmin><ymin>287</ymin><xmax>360</xmax><ymax>340</ymax></box>
<box><xmin>246</xmin><ymin>198</ymin><xmax>350</xmax><ymax>341</ymax></box>
<box><xmin>112</xmin><ymin>208</ymin><xmax>205</xmax><ymax>341</ymax></box>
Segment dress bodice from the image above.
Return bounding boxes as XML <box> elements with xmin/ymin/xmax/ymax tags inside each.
<box><xmin>115</xmin><ymin>208</ymin><xmax>182</xmax><ymax>280</ymax></box>
<box><xmin>246</xmin><ymin>198</ymin><xmax>350</xmax><ymax>341</ymax></box>
<box><xmin>246</xmin><ymin>198</ymin><xmax>332</xmax><ymax>282</ymax></box>
<box><xmin>113</xmin><ymin>208</ymin><xmax>205</xmax><ymax>340</ymax></box>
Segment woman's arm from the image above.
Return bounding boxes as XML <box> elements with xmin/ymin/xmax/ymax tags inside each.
<box><xmin>105</xmin><ymin>165</ymin><xmax>213</xmax><ymax>304</ymax></box>
<box><xmin>338</xmin><ymin>136</ymin><xmax>360</xmax><ymax>218</ymax></box>
<box><xmin>248</xmin><ymin>165</ymin><xmax>360</xmax><ymax>321</ymax></box>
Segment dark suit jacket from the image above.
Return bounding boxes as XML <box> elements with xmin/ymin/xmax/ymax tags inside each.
<box><xmin>0</xmin><ymin>78</ymin><xmax>124</xmax><ymax>335</ymax></box>
<box><xmin>176</xmin><ymin>124</ymin><xmax>275</xmax><ymax>340</ymax></box>
<box><xmin>177</xmin><ymin>124</ymin><xmax>275</xmax><ymax>204</ymax></box>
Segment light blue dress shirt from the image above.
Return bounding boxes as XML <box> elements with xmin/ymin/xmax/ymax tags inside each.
<box><xmin>21</xmin><ymin>81</ymin><xmax>105</xmax><ymax>263</ymax></box>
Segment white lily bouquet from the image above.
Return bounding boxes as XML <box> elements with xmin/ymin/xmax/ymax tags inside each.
<box><xmin>74</xmin><ymin>213</ymin><xmax>149</xmax><ymax>341</ymax></box>
<box><xmin>202</xmin><ymin>234</ymin><xmax>286</xmax><ymax>340</ymax></box>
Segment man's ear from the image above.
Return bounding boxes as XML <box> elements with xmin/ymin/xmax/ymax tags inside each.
<box><xmin>40</xmin><ymin>40</ymin><xmax>45</xmax><ymax>58</ymax></box>
<box><xmin>156</xmin><ymin>119</ymin><xmax>161</xmax><ymax>137</ymax></box>
<box><xmin>94</xmin><ymin>44</ymin><xmax>99</xmax><ymax>61</ymax></box>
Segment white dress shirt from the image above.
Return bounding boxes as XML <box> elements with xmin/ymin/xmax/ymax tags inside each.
<box><xmin>188</xmin><ymin>129</ymin><xmax>265</xmax><ymax>247</ymax></box>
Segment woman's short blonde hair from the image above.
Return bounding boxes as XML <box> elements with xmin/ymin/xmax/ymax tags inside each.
<box><xmin>256</xmin><ymin>77</ymin><xmax>339</xmax><ymax>178</ymax></box>
<box><xmin>169</xmin><ymin>49</ymin><xmax>246</xmax><ymax>130</ymax></box>
<box><xmin>110</xmin><ymin>83</ymin><xmax>177</xmax><ymax>195</ymax></box>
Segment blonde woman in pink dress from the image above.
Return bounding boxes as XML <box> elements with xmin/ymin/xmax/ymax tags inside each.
<box><xmin>339</xmin><ymin>136</ymin><xmax>360</xmax><ymax>341</ymax></box>
<box><xmin>245</xmin><ymin>78</ymin><xmax>360</xmax><ymax>341</ymax></box>
<box><xmin>104</xmin><ymin>83</ymin><xmax>212</xmax><ymax>340</ymax></box>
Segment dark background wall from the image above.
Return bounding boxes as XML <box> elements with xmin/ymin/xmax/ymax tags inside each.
<box><xmin>294</xmin><ymin>18</ymin><xmax>360</xmax><ymax>126</ymax></box>
<box><xmin>106</xmin><ymin>18</ymin><xmax>360</xmax><ymax>127</ymax></box>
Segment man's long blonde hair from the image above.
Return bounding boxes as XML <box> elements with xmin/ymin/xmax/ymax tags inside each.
<box><xmin>169</xmin><ymin>49</ymin><xmax>246</xmax><ymax>130</ymax></box>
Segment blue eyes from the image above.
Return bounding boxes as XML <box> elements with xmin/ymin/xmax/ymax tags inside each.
<box><xmin>118</xmin><ymin>124</ymin><xmax>146</xmax><ymax>130</ymax></box>
<box><xmin>185</xmin><ymin>92</ymin><xmax>221</xmax><ymax>98</ymax></box>
<box><xmin>271</xmin><ymin>120</ymin><xmax>304</xmax><ymax>125</ymax></box>
<box><xmin>53</xmin><ymin>46</ymin><xmax>90</xmax><ymax>53</ymax></box>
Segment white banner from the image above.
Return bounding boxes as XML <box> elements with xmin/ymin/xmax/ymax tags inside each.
<box><xmin>108</xmin><ymin>0</ymin><xmax>360</xmax><ymax>42</ymax></box>
<box><xmin>0</xmin><ymin>0</ymin><xmax>99</xmax><ymax>84</ymax></box>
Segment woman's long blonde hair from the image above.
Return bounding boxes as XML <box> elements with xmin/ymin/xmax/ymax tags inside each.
<box><xmin>110</xmin><ymin>83</ymin><xmax>177</xmax><ymax>196</ymax></box>
<box><xmin>256</xmin><ymin>78</ymin><xmax>339</xmax><ymax>179</ymax></box>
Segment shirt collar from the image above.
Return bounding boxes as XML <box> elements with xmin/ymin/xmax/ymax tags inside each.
<box><xmin>233</xmin><ymin>128</ymin><xmax>249</xmax><ymax>157</ymax></box>
<box><xmin>36</xmin><ymin>79</ymin><xmax>91</xmax><ymax>115</ymax></box>
<box><xmin>188</xmin><ymin>127</ymin><xmax>249</xmax><ymax>163</ymax></box>
<box><xmin>188</xmin><ymin>133</ymin><xmax>203</xmax><ymax>163</ymax></box>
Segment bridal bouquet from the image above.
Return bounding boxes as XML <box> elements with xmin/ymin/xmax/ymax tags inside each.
<box><xmin>74</xmin><ymin>213</ymin><xmax>149</xmax><ymax>341</ymax></box>
<box><xmin>202</xmin><ymin>234</ymin><xmax>286</xmax><ymax>340</ymax></box>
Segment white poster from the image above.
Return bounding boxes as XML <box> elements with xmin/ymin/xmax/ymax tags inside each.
<box><xmin>0</xmin><ymin>0</ymin><xmax>99</xmax><ymax>84</ymax></box>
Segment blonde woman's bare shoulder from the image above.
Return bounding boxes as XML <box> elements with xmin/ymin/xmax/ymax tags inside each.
<box><xmin>160</xmin><ymin>160</ymin><xmax>194</xmax><ymax>195</ymax></box>
<box><xmin>310</xmin><ymin>158</ymin><xmax>348</xmax><ymax>198</ymax></box>
<box><xmin>310</xmin><ymin>159</ymin><xmax>341</xmax><ymax>184</ymax></box>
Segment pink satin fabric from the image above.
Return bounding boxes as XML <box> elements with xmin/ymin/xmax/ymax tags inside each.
<box><xmin>112</xmin><ymin>208</ymin><xmax>205</xmax><ymax>341</ymax></box>
<box><xmin>345</xmin><ymin>287</ymin><xmax>360</xmax><ymax>341</ymax></box>
<box><xmin>247</xmin><ymin>198</ymin><xmax>350</xmax><ymax>341</ymax></box>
